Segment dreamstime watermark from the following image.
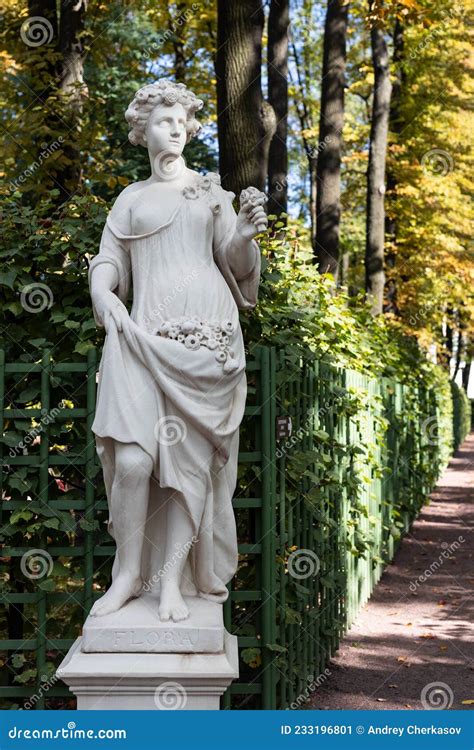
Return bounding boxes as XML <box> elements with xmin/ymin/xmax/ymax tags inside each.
<box><xmin>421</xmin><ymin>148</ymin><xmax>454</xmax><ymax>177</ymax></box>
<box><xmin>276</xmin><ymin>396</ymin><xmax>338</xmax><ymax>459</ymax></box>
<box><xmin>274</xmin><ymin>136</ymin><xmax>335</xmax><ymax>193</ymax></box>
<box><xmin>287</xmin><ymin>548</ymin><xmax>320</xmax><ymax>580</ymax></box>
<box><xmin>9</xmin><ymin>401</ymin><xmax>66</xmax><ymax>457</ymax></box>
<box><xmin>153</xmin><ymin>151</ymin><xmax>186</xmax><ymax>181</ymax></box>
<box><xmin>154</xmin><ymin>415</ymin><xmax>187</xmax><ymax>446</ymax></box>
<box><xmin>409</xmin><ymin>535</ymin><xmax>465</xmax><ymax>592</ymax></box>
<box><xmin>143</xmin><ymin>269</ymin><xmax>199</xmax><ymax>327</ymax></box>
<box><xmin>20</xmin><ymin>549</ymin><xmax>53</xmax><ymax>580</ymax></box>
<box><xmin>421</xmin><ymin>415</ymin><xmax>439</xmax><ymax>446</ymax></box>
<box><xmin>142</xmin><ymin>536</ymin><xmax>198</xmax><ymax>593</ymax></box>
<box><xmin>408</xmin><ymin>300</ymin><xmax>438</xmax><ymax>327</ymax></box>
<box><xmin>9</xmin><ymin>138</ymin><xmax>64</xmax><ymax>191</ymax></box>
<box><xmin>140</xmin><ymin>3</ymin><xmax>200</xmax><ymax>59</ymax></box>
<box><xmin>8</xmin><ymin>723</ymin><xmax>127</xmax><ymax>740</ymax></box>
<box><xmin>20</xmin><ymin>16</ymin><xmax>54</xmax><ymax>47</ymax></box>
<box><xmin>420</xmin><ymin>681</ymin><xmax>454</xmax><ymax>710</ymax></box>
<box><xmin>287</xmin><ymin>668</ymin><xmax>332</xmax><ymax>709</ymax></box>
<box><xmin>409</xmin><ymin>5</ymin><xmax>465</xmax><ymax>60</ymax></box>
<box><xmin>24</xmin><ymin>673</ymin><xmax>60</xmax><ymax>710</ymax></box>
<box><xmin>154</xmin><ymin>681</ymin><xmax>187</xmax><ymax>710</ymax></box>
<box><xmin>20</xmin><ymin>282</ymin><xmax>54</xmax><ymax>313</ymax></box>
<box><xmin>288</xmin><ymin>19</ymin><xmax>318</xmax><ymax>45</ymax></box>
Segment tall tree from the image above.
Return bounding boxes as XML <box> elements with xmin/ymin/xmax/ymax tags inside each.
<box><xmin>384</xmin><ymin>17</ymin><xmax>404</xmax><ymax>314</ymax></box>
<box><xmin>290</xmin><ymin>37</ymin><xmax>315</xmax><ymax>242</ymax></box>
<box><xmin>215</xmin><ymin>0</ymin><xmax>276</xmax><ymax>195</ymax></box>
<box><xmin>267</xmin><ymin>0</ymin><xmax>290</xmax><ymax>218</ymax></box>
<box><xmin>314</xmin><ymin>0</ymin><xmax>350</xmax><ymax>279</ymax></box>
<box><xmin>365</xmin><ymin>4</ymin><xmax>392</xmax><ymax>315</ymax></box>
<box><xmin>57</xmin><ymin>0</ymin><xmax>87</xmax><ymax>199</ymax></box>
<box><xmin>58</xmin><ymin>0</ymin><xmax>86</xmax><ymax>103</ymax></box>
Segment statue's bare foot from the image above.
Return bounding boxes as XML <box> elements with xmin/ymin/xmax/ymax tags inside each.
<box><xmin>89</xmin><ymin>573</ymin><xmax>142</xmax><ymax>617</ymax></box>
<box><xmin>158</xmin><ymin>581</ymin><xmax>189</xmax><ymax>622</ymax></box>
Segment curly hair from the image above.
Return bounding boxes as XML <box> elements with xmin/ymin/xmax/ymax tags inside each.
<box><xmin>125</xmin><ymin>79</ymin><xmax>203</xmax><ymax>147</ymax></box>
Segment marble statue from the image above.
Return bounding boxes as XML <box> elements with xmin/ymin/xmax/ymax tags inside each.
<box><xmin>88</xmin><ymin>79</ymin><xmax>267</xmax><ymax>624</ymax></box>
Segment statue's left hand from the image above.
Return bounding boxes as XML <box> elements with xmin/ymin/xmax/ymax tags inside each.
<box><xmin>236</xmin><ymin>187</ymin><xmax>268</xmax><ymax>240</ymax></box>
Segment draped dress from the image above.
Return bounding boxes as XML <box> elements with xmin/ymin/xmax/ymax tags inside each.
<box><xmin>88</xmin><ymin>172</ymin><xmax>260</xmax><ymax>603</ymax></box>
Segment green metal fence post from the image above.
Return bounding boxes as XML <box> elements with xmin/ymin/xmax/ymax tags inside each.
<box><xmin>260</xmin><ymin>346</ymin><xmax>276</xmax><ymax>709</ymax></box>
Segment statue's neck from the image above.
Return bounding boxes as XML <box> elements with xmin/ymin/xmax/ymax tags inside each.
<box><xmin>149</xmin><ymin>154</ymin><xmax>186</xmax><ymax>183</ymax></box>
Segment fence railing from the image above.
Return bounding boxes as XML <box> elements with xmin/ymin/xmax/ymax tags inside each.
<box><xmin>0</xmin><ymin>347</ymin><xmax>470</xmax><ymax>710</ymax></box>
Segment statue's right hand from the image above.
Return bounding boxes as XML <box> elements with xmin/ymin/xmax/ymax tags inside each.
<box><xmin>93</xmin><ymin>290</ymin><xmax>129</xmax><ymax>332</ymax></box>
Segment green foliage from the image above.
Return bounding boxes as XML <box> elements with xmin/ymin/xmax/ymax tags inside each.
<box><xmin>244</xmin><ymin>224</ymin><xmax>455</xmax><ymax>390</ymax></box>
<box><xmin>451</xmin><ymin>382</ymin><xmax>472</xmax><ymax>451</ymax></box>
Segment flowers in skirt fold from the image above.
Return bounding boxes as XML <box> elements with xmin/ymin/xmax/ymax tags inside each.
<box><xmin>155</xmin><ymin>317</ymin><xmax>239</xmax><ymax>373</ymax></box>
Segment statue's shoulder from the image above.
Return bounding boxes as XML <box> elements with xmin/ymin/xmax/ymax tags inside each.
<box><xmin>108</xmin><ymin>181</ymin><xmax>147</xmax><ymax>235</ymax></box>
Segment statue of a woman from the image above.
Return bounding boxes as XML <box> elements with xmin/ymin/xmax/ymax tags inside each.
<box><xmin>88</xmin><ymin>80</ymin><xmax>266</xmax><ymax>623</ymax></box>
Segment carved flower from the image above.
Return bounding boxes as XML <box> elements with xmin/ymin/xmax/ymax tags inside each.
<box><xmin>206</xmin><ymin>338</ymin><xmax>218</xmax><ymax>350</ymax></box>
<box><xmin>181</xmin><ymin>320</ymin><xmax>195</xmax><ymax>334</ymax></box>
<box><xmin>160</xmin><ymin>321</ymin><xmax>171</xmax><ymax>335</ymax></box>
<box><xmin>177</xmin><ymin>334</ymin><xmax>185</xmax><ymax>343</ymax></box>
<box><xmin>185</xmin><ymin>334</ymin><xmax>200</xmax><ymax>350</ymax></box>
<box><xmin>221</xmin><ymin>335</ymin><xmax>229</xmax><ymax>345</ymax></box>
<box><xmin>215</xmin><ymin>350</ymin><xmax>227</xmax><ymax>363</ymax></box>
<box><xmin>223</xmin><ymin>320</ymin><xmax>234</xmax><ymax>334</ymax></box>
<box><xmin>163</xmin><ymin>89</ymin><xmax>179</xmax><ymax>105</ymax></box>
<box><xmin>168</xmin><ymin>324</ymin><xmax>180</xmax><ymax>339</ymax></box>
<box><xmin>183</xmin><ymin>185</ymin><xmax>199</xmax><ymax>200</ymax></box>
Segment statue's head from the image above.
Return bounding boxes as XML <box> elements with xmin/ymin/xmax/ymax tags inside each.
<box><xmin>125</xmin><ymin>80</ymin><xmax>203</xmax><ymax>159</ymax></box>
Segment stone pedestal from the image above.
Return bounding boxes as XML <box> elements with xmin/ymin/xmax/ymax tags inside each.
<box><xmin>82</xmin><ymin>594</ymin><xmax>224</xmax><ymax>654</ymax></box>
<box><xmin>57</xmin><ymin>596</ymin><xmax>238</xmax><ymax>710</ymax></box>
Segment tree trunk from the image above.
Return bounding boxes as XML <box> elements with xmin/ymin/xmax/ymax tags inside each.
<box><xmin>216</xmin><ymin>0</ymin><xmax>276</xmax><ymax>195</ymax></box>
<box><xmin>57</xmin><ymin>0</ymin><xmax>87</xmax><ymax>200</ymax></box>
<box><xmin>462</xmin><ymin>356</ymin><xmax>471</xmax><ymax>391</ymax></box>
<box><xmin>384</xmin><ymin>19</ymin><xmax>404</xmax><ymax>314</ymax></box>
<box><xmin>58</xmin><ymin>0</ymin><xmax>86</xmax><ymax>103</ymax></box>
<box><xmin>365</xmin><ymin>6</ymin><xmax>392</xmax><ymax>315</ymax></box>
<box><xmin>314</xmin><ymin>0</ymin><xmax>350</xmax><ymax>280</ymax></box>
<box><xmin>267</xmin><ymin>0</ymin><xmax>289</xmax><ymax>218</ymax></box>
<box><xmin>170</xmin><ymin>1</ymin><xmax>187</xmax><ymax>81</ymax></box>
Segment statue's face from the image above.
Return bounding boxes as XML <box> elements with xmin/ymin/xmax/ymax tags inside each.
<box><xmin>145</xmin><ymin>102</ymin><xmax>187</xmax><ymax>158</ymax></box>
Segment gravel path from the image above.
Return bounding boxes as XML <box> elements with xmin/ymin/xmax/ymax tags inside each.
<box><xmin>307</xmin><ymin>433</ymin><xmax>474</xmax><ymax>711</ymax></box>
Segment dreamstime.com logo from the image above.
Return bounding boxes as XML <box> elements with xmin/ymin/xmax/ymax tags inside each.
<box><xmin>20</xmin><ymin>282</ymin><xmax>54</xmax><ymax>313</ymax></box>
<box><xmin>154</xmin><ymin>415</ymin><xmax>187</xmax><ymax>446</ymax></box>
<box><xmin>420</xmin><ymin>682</ymin><xmax>454</xmax><ymax>710</ymax></box>
<box><xmin>8</xmin><ymin>722</ymin><xmax>127</xmax><ymax>740</ymax></box>
<box><xmin>21</xmin><ymin>549</ymin><xmax>53</xmax><ymax>580</ymax></box>
<box><xmin>287</xmin><ymin>548</ymin><xmax>320</xmax><ymax>579</ymax></box>
<box><xmin>20</xmin><ymin>16</ymin><xmax>54</xmax><ymax>47</ymax></box>
<box><xmin>409</xmin><ymin>536</ymin><xmax>465</xmax><ymax>592</ymax></box>
<box><xmin>287</xmin><ymin>668</ymin><xmax>332</xmax><ymax>709</ymax></box>
<box><xmin>421</xmin><ymin>148</ymin><xmax>453</xmax><ymax>176</ymax></box>
<box><xmin>154</xmin><ymin>681</ymin><xmax>187</xmax><ymax>709</ymax></box>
